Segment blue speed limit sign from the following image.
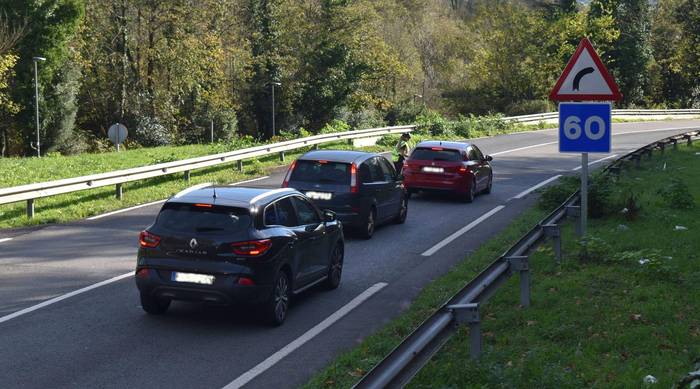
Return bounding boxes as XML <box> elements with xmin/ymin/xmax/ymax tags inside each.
<box><xmin>559</xmin><ymin>102</ymin><xmax>611</xmax><ymax>153</ymax></box>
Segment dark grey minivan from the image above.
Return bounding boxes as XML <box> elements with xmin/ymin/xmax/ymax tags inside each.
<box><xmin>282</xmin><ymin>150</ymin><xmax>408</xmax><ymax>239</ymax></box>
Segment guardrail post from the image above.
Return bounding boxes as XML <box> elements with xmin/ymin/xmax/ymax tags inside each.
<box><xmin>645</xmin><ymin>148</ymin><xmax>653</xmax><ymax>160</ymax></box>
<box><xmin>237</xmin><ymin>160</ymin><xmax>243</xmax><ymax>171</ymax></box>
<box><xmin>671</xmin><ymin>138</ymin><xmax>678</xmax><ymax>150</ymax></box>
<box><xmin>448</xmin><ymin>303</ymin><xmax>482</xmax><ymax>359</ymax></box>
<box><xmin>26</xmin><ymin>199</ymin><xmax>35</xmax><ymax>219</ymax></box>
<box><xmin>566</xmin><ymin>205</ymin><xmax>582</xmax><ymax>236</ymax></box>
<box><xmin>543</xmin><ymin>224</ymin><xmax>562</xmax><ymax>263</ymax></box>
<box><xmin>684</xmin><ymin>134</ymin><xmax>693</xmax><ymax>146</ymax></box>
<box><xmin>313</xmin><ymin>144</ymin><xmax>319</xmax><ymax>150</ymax></box>
<box><xmin>507</xmin><ymin>256</ymin><xmax>530</xmax><ymax>308</ymax></box>
<box><xmin>115</xmin><ymin>184</ymin><xmax>123</xmax><ymax>200</ymax></box>
<box><xmin>631</xmin><ymin>154</ymin><xmax>641</xmax><ymax>168</ymax></box>
<box><xmin>279</xmin><ymin>151</ymin><xmax>285</xmax><ymax>162</ymax></box>
<box><xmin>659</xmin><ymin>142</ymin><xmax>665</xmax><ymax>155</ymax></box>
<box><xmin>184</xmin><ymin>170</ymin><xmax>191</xmax><ymax>182</ymax></box>
<box><xmin>347</xmin><ymin>139</ymin><xmax>352</xmax><ymax>146</ymax></box>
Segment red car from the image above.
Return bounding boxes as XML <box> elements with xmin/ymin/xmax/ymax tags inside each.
<box><xmin>402</xmin><ymin>141</ymin><xmax>493</xmax><ymax>202</ymax></box>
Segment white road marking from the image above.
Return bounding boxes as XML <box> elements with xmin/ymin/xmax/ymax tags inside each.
<box><xmin>229</xmin><ymin>176</ymin><xmax>270</xmax><ymax>186</ymax></box>
<box><xmin>512</xmin><ymin>175</ymin><xmax>562</xmax><ymax>200</ymax></box>
<box><xmin>572</xmin><ymin>154</ymin><xmax>618</xmax><ymax>171</ymax></box>
<box><xmin>222</xmin><ymin>282</ymin><xmax>388</xmax><ymax>389</ymax></box>
<box><xmin>0</xmin><ymin>238</ymin><xmax>12</xmax><ymax>243</ymax></box>
<box><xmin>421</xmin><ymin>206</ymin><xmax>505</xmax><ymax>257</ymax></box>
<box><xmin>490</xmin><ymin>142</ymin><xmax>558</xmax><ymax>156</ymax></box>
<box><xmin>0</xmin><ymin>272</ymin><xmax>133</xmax><ymax>324</ymax></box>
<box><xmin>87</xmin><ymin>176</ymin><xmax>271</xmax><ymax>220</ymax></box>
<box><xmin>86</xmin><ymin>200</ymin><xmax>167</xmax><ymax>220</ymax></box>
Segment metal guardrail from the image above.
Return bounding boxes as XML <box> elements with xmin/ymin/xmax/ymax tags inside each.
<box><xmin>504</xmin><ymin>109</ymin><xmax>700</xmax><ymax>124</ymax></box>
<box><xmin>354</xmin><ymin>129</ymin><xmax>699</xmax><ymax>389</ymax></box>
<box><xmin>0</xmin><ymin>125</ymin><xmax>414</xmax><ymax>218</ymax></box>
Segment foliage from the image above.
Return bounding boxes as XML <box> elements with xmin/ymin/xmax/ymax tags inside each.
<box><xmin>576</xmin><ymin>234</ymin><xmax>612</xmax><ymax>262</ymax></box>
<box><xmin>658</xmin><ymin>177</ymin><xmax>695</xmax><ymax>209</ymax></box>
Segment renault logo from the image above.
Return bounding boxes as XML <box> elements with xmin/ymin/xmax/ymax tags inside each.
<box><xmin>189</xmin><ymin>238</ymin><xmax>198</xmax><ymax>249</ymax></box>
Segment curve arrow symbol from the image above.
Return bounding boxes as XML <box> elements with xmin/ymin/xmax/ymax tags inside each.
<box><xmin>573</xmin><ymin>67</ymin><xmax>595</xmax><ymax>91</ymax></box>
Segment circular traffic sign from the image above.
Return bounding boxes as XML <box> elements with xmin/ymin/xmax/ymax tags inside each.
<box><xmin>108</xmin><ymin>123</ymin><xmax>128</xmax><ymax>145</ymax></box>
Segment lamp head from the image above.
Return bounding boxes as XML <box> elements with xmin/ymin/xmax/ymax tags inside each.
<box><xmin>33</xmin><ymin>57</ymin><xmax>46</xmax><ymax>62</ymax></box>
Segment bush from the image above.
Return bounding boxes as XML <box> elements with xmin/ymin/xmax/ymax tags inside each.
<box><xmin>537</xmin><ymin>176</ymin><xmax>578</xmax><ymax>210</ymax></box>
<box><xmin>505</xmin><ymin>99</ymin><xmax>555</xmax><ymax>116</ymax></box>
<box><xmin>657</xmin><ymin>177</ymin><xmax>695</xmax><ymax>209</ymax></box>
<box><xmin>384</xmin><ymin>100</ymin><xmax>425</xmax><ymax>125</ymax></box>
<box><xmin>576</xmin><ymin>235</ymin><xmax>611</xmax><ymax>262</ymax></box>
<box><xmin>588</xmin><ymin>172</ymin><xmax>615</xmax><ymax>218</ymax></box>
<box><xmin>415</xmin><ymin>111</ymin><xmax>454</xmax><ymax>137</ymax></box>
<box><xmin>135</xmin><ymin>117</ymin><xmax>172</xmax><ymax>147</ymax></box>
<box><xmin>319</xmin><ymin>119</ymin><xmax>351</xmax><ymax>134</ymax></box>
<box><xmin>336</xmin><ymin>107</ymin><xmax>387</xmax><ymax>130</ymax></box>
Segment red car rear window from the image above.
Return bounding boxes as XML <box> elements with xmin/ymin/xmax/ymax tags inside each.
<box><xmin>410</xmin><ymin>148</ymin><xmax>462</xmax><ymax>162</ymax></box>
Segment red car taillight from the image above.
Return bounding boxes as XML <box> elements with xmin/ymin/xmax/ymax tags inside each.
<box><xmin>135</xmin><ymin>268</ymin><xmax>149</xmax><ymax>278</ymax></box>
<box><xmin>231</xmin><ymin>239</ymin><xmax>272</xmax><ymax>256</ymax></box>
<box><xmin>282</xmin><ymin>160</ymin><xmax>296</xmax><ymax>188</ymax></box>
<box><xmin>139</xmin><ymin>231</ymin><xmax>160</xmax><ymax>248</ymax></box>
<box><xmin>458</xmin><ymin>166</ymin><xmax>469</xmax><ymax>174</ymax></box>
<box><xmin>350</xmin><ymin>163</ymin><xmax>358</xmax><ymax>193</ymax></box>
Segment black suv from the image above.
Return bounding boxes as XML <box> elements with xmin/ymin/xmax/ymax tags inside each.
<box><xmin>282</xmin><ymin>150</ymin><xmax>408</xmax><ymax>239</ymax></box>
<box><xmin>135</xmin><ymin>185</ymin><xmax>344</xmax><ymax>325</ymax></box>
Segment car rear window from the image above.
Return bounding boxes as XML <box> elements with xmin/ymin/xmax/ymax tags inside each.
<box><xmin>155</xmin><ymin>203</ymin><xmax>251</xmax><ymax>234</ymax></box>
<box><xmin>410</xmin><ymin>148</ymin><xmax>463</xmax><ymax>162</ymax></box>
<box><xmin>290</xmin><ymin>160</ymin><xmax>351</xmax><ymax>185</ymax></box>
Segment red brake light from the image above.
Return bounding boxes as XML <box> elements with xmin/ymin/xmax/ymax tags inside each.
<box><xmin>318</xmin><ymin>160</ymin><xmax>328</xmax><ymax>164</ymax></box>
<box><xmin>139</xmin><ymin>231</ymin><xmax>160</xmax><ymax>248</ymax></box>
<box><xmin>282</xmin><ymin>160</ymin><xmax>296</xmax><ymax>188</ymax></box>
<box><xmin>458</xmin><ymin>166</ymin><xmax>469</xmax><ymax>174</ymax></box>
<box><xmin>431</xmin><ymin>147</ymin><xmax>444</xmax><ymax>151</ymax></box>
<box><xmin>194</xmin><ymin>203</ymin><xmax>213</xmax><ymax>208</ymax></box>
<box><xmin>350</xmin><ymin>163</ymin><xmax>358</xmax><ymax>193</ymax></box>
<box><xmin>237</xmin><ymin>277</ymin><xmax>255</xmax><ymax>286</ymax></box>
<box><xmin>135</xmin><ymin>268</ymin><xmax>149</xmax><ymax>278</ymax></box>
<box><xmin>232</xmin><ymin>239</ymin><xmax>272</xmax><ymax>256</ymax></box>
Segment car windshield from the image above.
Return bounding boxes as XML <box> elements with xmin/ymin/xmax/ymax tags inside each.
<box><xmin>410</xmin><ymin>148</ymin><xmax>462</xmax><ymax>162</ymax></box>
<box><xmin>290</xmin><ymin>160</ymin><xmax>351</xmax><ymax>185</ymax></box>
<box><xmin>155</xmin><ymin>203</ymin><xmax>251</xmax><ymax>234</ymax></box>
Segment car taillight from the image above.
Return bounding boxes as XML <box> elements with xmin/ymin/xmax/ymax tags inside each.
<box><xmin>237</xmin><ymin>277</ymin><xmax>255</xmax><ymax>286</ymax></box>
<box><xmin>139</xmin><ymin>231</ymin><xmax>160</xmax><ymax>248</ymax></box>
<box><xmin>135</xmin><ymin>268</ymin><xmax>149</xmax><ymax>278</ymax></box>
<box><xmin>350</xmin><ymin>163</ymin><xmax>358</xmax><ymax>193</ymax></box>
<box><xmin>282</xmin><ymin>160</ymin><xmax>296</xmax><ymax>188</ymax></box>
<box><xmin>231</xmin><ymin>239</ymin><xmax>272</xmax><ymax>256</ymax></box>
<box><xmin>458</xmin><ymin>166</ymin><xmax>469</xmax><ymax>174</ymax></box>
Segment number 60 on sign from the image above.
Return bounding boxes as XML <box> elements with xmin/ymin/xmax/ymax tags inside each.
<box><xmin>558</xmin><ymin>102</ymin><xmax>611</xmax><ymax>153</ymax></box>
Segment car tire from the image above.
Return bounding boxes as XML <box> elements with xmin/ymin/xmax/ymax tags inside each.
<box><xmin>324</xmin><ymin>244</ymin><xmax>343</xmax><ymax>290</ymax></box>
<box><xmin>394</xmin><ymin>196</ymin><xmax>408</xmax><ymax>224</ymax></box>
<box><xmin>464</xmin><ymin>179</ymin><xmax>476</xmax><ymax>203</ymax></box>
<box><xmin>264</xmin><ymin>271</ymin><xmax>290</xmax><ymax>326</ymax></box>
<box><xmin>359</xmin><ymin>207</ymin><xmax>376</xmax><ymax>239</ymax></box>
<box><xmin>484</xmin><ymin>174</ymin><xmax>493</xmax><ymax>194</ymax></box>
<box><xmin>140</xmin><ymin>292</ymin><xmax>171</xmax><ymax>315</ymax></box>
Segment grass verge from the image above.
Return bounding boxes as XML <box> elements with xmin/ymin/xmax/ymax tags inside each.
<box><xmin>305</xmin><ymin>141</ymin><xmax>700</xmax><ymax>388</ymax></box>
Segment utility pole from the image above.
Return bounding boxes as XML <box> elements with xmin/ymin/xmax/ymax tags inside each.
<box><xmin>271</xmin><ymin>82</ymin><xmax>281</xmax><ymax>137</ymax></box>
<box><xmin>32</xmin><ymin>56</ymin><xmax>46</xmax><ymax>157</ymax></box>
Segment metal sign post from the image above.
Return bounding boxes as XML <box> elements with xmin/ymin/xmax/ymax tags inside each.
<box><xmin>550</xmin><ymin>37</ymin><xmax>622</xmax><ymax>237</ymax></box>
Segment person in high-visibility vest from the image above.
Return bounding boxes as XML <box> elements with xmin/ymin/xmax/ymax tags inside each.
<box><xmin>394</xmin><ymin>133</ymin><xmax>411</xmax><ymax>173</ymax></box>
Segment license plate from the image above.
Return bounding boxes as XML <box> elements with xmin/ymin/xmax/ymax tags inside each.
<box><xmin>306</xmin><ymin>191</ymin><xmax>333</xmax><ymax>200</ymax></box>
<box><xmin>422</xmin><ymin>166</ymin><xmax>444</xmax><ymax>173</ymax></box>
<box><xmin>171</xmin><ymin>272</ymin><xmax>215</xmax><ymax>285</ymax></box>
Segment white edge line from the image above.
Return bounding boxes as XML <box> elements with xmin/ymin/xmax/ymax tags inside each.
<box><xmin>512</xmin><ymin>175</ymin><xmax>562</xmax><ymax>200</ymax></box>
<box><xmin>0</xmin><ymin>272</ymin><xmax>133</xmax><ymax>324</ymax></box>
<box><xmin>0</xmin><ymin>238</ymin><xmax>12</xmax><ymax>243</ymax></box>
<box><xmin>421</xmin><ymin>205</ymin><xmax>505</xmax><ymax>257</ymax></box>
<box><xmin>87</xmin><ymin>199</ymin><xmax>167</xmax><ymax>220</ymax></box>
<box><xmin>229</xmin><ymin>176</ymin><xmax>270</xmax><ymax>186</ymax></box>
<box><xmin>87</xmin><ymin>176</ymin><xmax>272</xmax><ymax>220</ymax></box>
<box><xmin>490</xmin><ymin>141</ymin><xmax>558</xmax><ymax>156</ymax></box>
<box><xmin>572</xmin><ymin>154</ymin><xmax>618</xmax><ymax>171</ymax></box>
<box><xmin>222</xmin><ymin>282</ymin><xmax>388</xmax><ymax>389</ymax></box>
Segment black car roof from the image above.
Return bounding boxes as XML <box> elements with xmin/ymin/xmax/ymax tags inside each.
<box><xmin>298</xmin><ymin>150</ymin><xmax>374</xmax><ymax>164</ymax></box>
<box><xmin>415</xmin><ymin>140</ymin><xmax>472</xmax><ymax>150</ymax></box>
<box><xmin>167</xmin><ymin>184</ymin><xmax>297</xmax><ymax>208</ymax></box>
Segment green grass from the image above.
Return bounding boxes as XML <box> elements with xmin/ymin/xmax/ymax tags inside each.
<box><xmin>305</xmin><ymin>142</ymin><xmax>700</xmax><ymax>388</ymax></box>
<box><xmin>0</xmin><ymin>141</ymin><xmax>381</xmax><ymax>229</ymax></box>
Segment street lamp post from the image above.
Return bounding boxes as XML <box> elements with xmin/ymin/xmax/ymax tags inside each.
<box><xmin>32</xmin><ymin>56</ymin><xmax>46</xmax><ymax>158</ymax></box>
<box><xmin>271</xmin><ymin>82</ymin><xmax>281</xmax><ymax>137</ymax></box>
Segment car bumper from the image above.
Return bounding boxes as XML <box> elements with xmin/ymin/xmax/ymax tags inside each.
<box><xmin>404</xmin><ymin>175</ymin><xmax>469</xmax><ymax>193</ymax></box>
<box><xmin>135</xmin><ymin>264</ymin><xmax>273</xmax><ymax>306</ymax></box>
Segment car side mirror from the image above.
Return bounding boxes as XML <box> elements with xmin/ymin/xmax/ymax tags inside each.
<box><xmin>485</xmin><ymin>155</ymin><xmax>493</xmax><ymax>162</ymax></box>
<box><xmin>323</xmin><ymin>209</ymin><xmax>336</xmax><ymax>223</ymax></box>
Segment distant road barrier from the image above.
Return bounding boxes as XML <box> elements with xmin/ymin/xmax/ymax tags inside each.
<box><xmin>0</xmin><ymin>125</ymin><xmax>414</xmax><ymax>218</ymax></box>
<box><xmin>353</xmin><ymin>129</ymin><xmax>699</xmax><ymax>389</ymax></box>
<box><xmin>504</xmin><ymin>108</ymin><xmax>700</xmax><ymax>124</ymax></box>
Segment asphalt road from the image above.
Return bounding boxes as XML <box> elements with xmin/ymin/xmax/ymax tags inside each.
<box><xmin>0</xmin><ymin>120</ymin><xmax>698</xmax><ymax>389</ymax></box>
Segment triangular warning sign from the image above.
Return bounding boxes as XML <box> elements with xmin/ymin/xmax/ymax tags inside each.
<box><xmin>549</xmin><ymin>38</ymin><xmax>622</xmax><ymax>102</ymax></box>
